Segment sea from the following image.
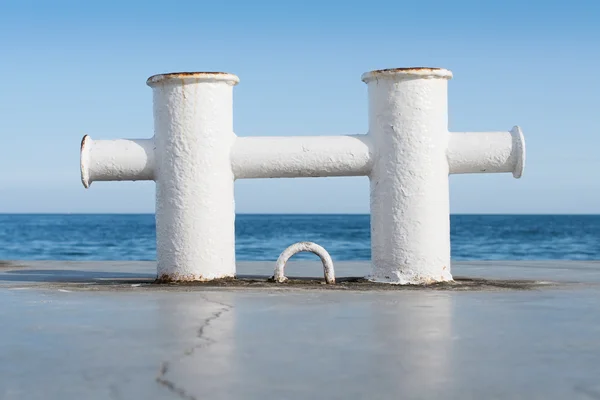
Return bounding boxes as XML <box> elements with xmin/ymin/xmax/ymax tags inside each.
<box><xmin>0</xmin><ymin>214</ymin><xmax>599</xmax><ymax>261</ymax></box>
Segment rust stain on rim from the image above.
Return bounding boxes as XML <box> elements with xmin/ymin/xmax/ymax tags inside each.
<box><xmin>146</xmin><ymin>72</ymin><xmax>240</xmax><ymax>87</ymax></box>
<box><xmin>362</xmin><ymin>67</ymin><xmax>453</xmax><ymax>82</ymax></box>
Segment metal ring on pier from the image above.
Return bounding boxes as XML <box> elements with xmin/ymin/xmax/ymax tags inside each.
<box><xmin>273</xmin><ymin>242</ymin><xmax>336</xmax><ymax>284</ymax></box>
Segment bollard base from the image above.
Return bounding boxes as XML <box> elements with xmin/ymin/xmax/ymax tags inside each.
<box><xmin>150</xmin><ymin>275</ymin><xmax>550</xmax><ymax>291</ymax></box>
<box><xmin>154</xmin><ymin>273</ymin><xmax>236</xmax><ymax>284</ymax></box>
<box><xmin>0</xmin><ymin>260</ymin><xmax>592</xmax><ymax>291</ymax></box>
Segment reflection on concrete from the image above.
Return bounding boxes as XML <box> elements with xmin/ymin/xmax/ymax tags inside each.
<box><xmin>196</xmin><ymin>292</ymin><xmax>457</xmax><ymax>399</ymax></box>
<box><xmin>371</xmin><ymin>292</ymin><xmax>454</xmax><ymax>397</ymax></box>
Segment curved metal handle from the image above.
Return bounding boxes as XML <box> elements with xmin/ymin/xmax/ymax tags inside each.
<box><xmin>273</xmin><ymin>242</ymin><xmax>335</xmax><ymax>284</ymax></box>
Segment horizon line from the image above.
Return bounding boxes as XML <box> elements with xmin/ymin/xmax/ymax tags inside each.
<box><xmin>1</xmin><ymin>212</ymin><xmax>600</xmax><ymax>216</ymax></box>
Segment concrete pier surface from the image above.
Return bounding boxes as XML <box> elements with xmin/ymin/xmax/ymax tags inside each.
<box><xmin>2</xmin><ymin>260</ymin><xmax>600</xmax><ymax>399</ymax></box>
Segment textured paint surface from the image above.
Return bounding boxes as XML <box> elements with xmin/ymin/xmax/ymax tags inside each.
<box><xmin>447</xmin><ymin>127</ymin><xmax>526</xmax><ymax>177</ymax></box>
<box><xmin>362</xmin><ymin>70</ymin><xmax>524</xmax><ymax>284</ymax></box>
<box><xmin>80</xmin><ymin>67</ymin><xmax>525</xmax><ymax>284</ymax></box>
<box><xmin>231</xmin><ymin>135</ymin><xmax>373</xmax><ymax>179</ymax></box>
<box><xmin>364</xmin><ymin>71</ymin><xmax>453</xmax><ymax>284</ymax></box>
<box><xmin>80</xmin><ymin>136</ymin><xmax>155</xmax><ymax>188</ymax></box>
<box><xmin>149</xmin><ymin>76</ymin><xmax>238</xmax><ymax>281</ymax></box>
<box><xmin>273</xmin><ymin>242</ymin><xmax>335</xmax><ymax>284</ymax></box>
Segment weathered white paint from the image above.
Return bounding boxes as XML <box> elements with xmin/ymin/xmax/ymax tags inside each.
<box><xmin>362</xmin><ymin>68</ymin><xmax>525</xmax><ymax>284</ymax></box>
<box><xmin>364</xmin><ymin>68</ymin><xmax>453</xmax><ymax>284</ymax></box>
<box><xmin>231</xmin><ymin>135</ymin><xmax>373</xmax><ymax>179</ymax></box>
<box><xmin>447</xmin><ymin>127</ymin><xmax>525</xmax><ymax>177</ymax></box>
<box><xmin>150</xmin><ymin>73</ymin><xmax>239</xmax><ymax>281</ymax></box>
<box><xmin>80</xmin><ymin>136</ymin><xmax>155</xmax><ymax>188</ymax></box>
<box><xmin>273</xmin><ymin>242</ymin><xmax>335</xmax><ymax>284</ymax></box>
<box><xmin>80</xmin><ymin>67</ymin><xmax>525</xmax><ymax>284</ymax></box>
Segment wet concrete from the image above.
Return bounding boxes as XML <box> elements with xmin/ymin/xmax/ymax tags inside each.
<box><xmin>1</xmin><ymin>260</ymin><xmax>600</xmax><ymax>399</ymax></box>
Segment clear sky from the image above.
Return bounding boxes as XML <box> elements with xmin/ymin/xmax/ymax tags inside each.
<box><xmin>0</xmin><ymin>0</ymin><xmax>598</xmax><ymax>214</ymax></box>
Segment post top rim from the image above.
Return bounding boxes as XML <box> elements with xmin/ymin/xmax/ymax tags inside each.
<box><xmin>361</xmin><ymin>67</ymin><xmax>453</xmax><ymax>82</ymax></box>
<box><xmin>146</xmin><ymin>72</ymin><xmax>240</xmax><ymax>87</ymax></box>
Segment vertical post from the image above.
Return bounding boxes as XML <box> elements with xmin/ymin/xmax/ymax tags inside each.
<box><xmin>147</xmin><ymin>72</ymin><xmax>239</xmax><ymax>281</ymax></box>
<box><xmin>363</xmin><ymin>68</ymin><xmax>453</xmax><ymax>284</ymax></box>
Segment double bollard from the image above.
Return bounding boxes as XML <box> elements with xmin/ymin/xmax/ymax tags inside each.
<box><xmin>80</xmin><ymin>67</ymin><xmax>525</xmax><ymax>284</ymax></box>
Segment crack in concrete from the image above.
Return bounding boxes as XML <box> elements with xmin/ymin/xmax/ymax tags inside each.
<box><xmin>156</xmin><ymin>296</ymin><xmax>233</xmax><ymax>400</ymax></box>
<box><xmin>156</xmin><ymin>362</ymin><xmax>197</xmax><ymax>400</ymax></box>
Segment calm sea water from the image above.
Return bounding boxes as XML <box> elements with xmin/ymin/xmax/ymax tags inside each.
<box><xmin>0</xmin><ymin>214</ymin><xmax>599</xmax><ymax>261</ymax></box>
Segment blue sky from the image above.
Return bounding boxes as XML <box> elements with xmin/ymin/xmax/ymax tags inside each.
<box><xmin>0</xmin><ymin>0</ymin><xmax>598</xmax><ymax>213</ymax></box>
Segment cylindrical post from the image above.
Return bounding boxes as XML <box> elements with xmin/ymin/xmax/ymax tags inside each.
<box><xmin>147</xmin><ymin>72</ymin><xmax>239</xmax><ymax>281</ymax></box>
<box><xmin>362</xmin><ymin>68</ymin><xmax>454</xmax><ymax>284</ymax></box>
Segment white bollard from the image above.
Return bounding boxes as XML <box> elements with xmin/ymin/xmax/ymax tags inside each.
<box><xmin>365</xmin><ymin>68</ymin><xmax>452</xmax><ymax>284</ymax></box>
<box><xmin>362</xmin><ymin>68</ymin><xmax>523</xmax><ymax>284</ymax></box>
<box><xmin>80</xmin><ymin>67</ymin><xmax>525</xmax><ymax>284</ymax></box>
<box><xmin>149</xmin><ymin>73</ymin><xmax>239</xmax><ymax>281</ymax></box>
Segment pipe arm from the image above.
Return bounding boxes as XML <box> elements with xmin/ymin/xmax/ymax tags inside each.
<box><xmin>80</xmin><ymin>135</ymin><xmax>155</xmax><ymax>188</ymax></box>
<box><xmin>231</xmin><ymin>135</ymin><xmax>373</xmax><ymax>179</ymax></box>
<box><xmin>447</xmin><ymin>126</ymin><xmax>525</xmax><ymax>178</ymax></box>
